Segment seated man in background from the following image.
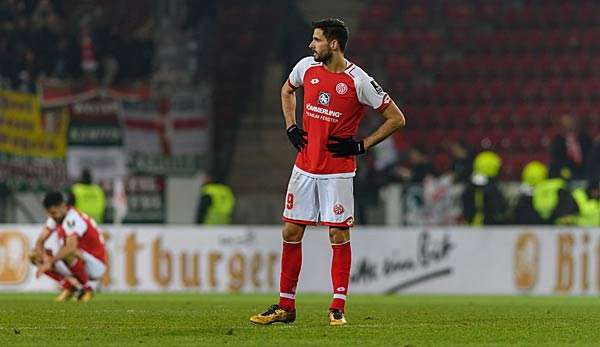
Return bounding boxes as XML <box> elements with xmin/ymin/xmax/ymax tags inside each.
<box><xmin>30</xmin><ymin>191</ymin><xmax>107</xmax><ymax>302</ymax></box>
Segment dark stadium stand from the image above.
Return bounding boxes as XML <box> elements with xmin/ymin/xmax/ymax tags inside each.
<box><xmin>355</xmin><ymin>0</ymin><xmax>600</xmax><ymax>179</ymax></box>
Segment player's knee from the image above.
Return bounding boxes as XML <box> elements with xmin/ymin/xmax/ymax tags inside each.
<box><xmin>282</xmin><ymin>223</ymin><xmax>304</xmax><ymax>242</ymax></box>
<box><xmin>329</xmin><ymin>228</ymin><xmax>350</xmax><ymax>244</ymax></box>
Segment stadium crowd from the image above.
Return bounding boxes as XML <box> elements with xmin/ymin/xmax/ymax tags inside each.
<box><xmin>0</xmin><ymin>0</ymin><xmax>153</xmax><ymax>91</ymax></box>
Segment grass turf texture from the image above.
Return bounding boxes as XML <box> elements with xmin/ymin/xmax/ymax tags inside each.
<box><xmin>1</xmin><ymin>294</ymin><xmax>600</xmax><ymax>346</ymax></box>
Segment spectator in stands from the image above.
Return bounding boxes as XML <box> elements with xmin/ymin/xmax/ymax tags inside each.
<box><xmin>462</xmin><ymin>151</ymin><xmax>507</xmax><ymax>225</ymax></box>
<box><xmin>511</xmin><ymin>161</ymin><xmax>547</xmax><ymax>225</ymax></box>
<box><xmin>67</xmin><ymin>168</ymin><xmax>107</xmax><ymax>224</ymax></box>
<box><xmin>532</xmin><ymin>167</ymin><xmax>579</xmax><ymax>225</ymax></box>
<box><xmin>196</xmin><ymin>176</ymin><xmax>235</xmax><ymax>225</ymax></box>
<box><xmin>0</xmin><ymin>0</ymin><xmax>154</xmax><ymax>90</ymax></box>
<box><xmin>446</xmin><ymin>140</ymin><xmax>473</xmax><ymax>183</ymax></box>
<box><xmin>550</xmin><ymin>114</ymin><xmax>592</xmax><ymax>180</ymax></box>
<box><xmin>572</xmin><ymin>179</ymin><xmax>600</xmax><ymax>227</ymax></box>
<box><xmin>384</xmin><ymin>145</ymin><xmax>435</xmax><ymax>184</ymax></box>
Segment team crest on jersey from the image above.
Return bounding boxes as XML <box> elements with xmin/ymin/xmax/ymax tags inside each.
<box><xmin>310</xmin><ymin>78</ymin><xmax>320</xmax><ymax>85</ymax></box>
<box><xmin>318</xmin><ymin>91</ymin><xmax>331</xmax><ymax>106</ymax></box>
<box><xmin>333</xmin><ymin>203</ymin><xmax>344</xmax><ymax>215</ymax></box>
<box><xmin>336</xmin><ymin>82</ymin><xmax>348</xmax><ymax>95</ymax></box>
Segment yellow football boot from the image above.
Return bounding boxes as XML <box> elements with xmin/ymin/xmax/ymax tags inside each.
<box><xmin>329</xmin><ymin>309</ymin><xmax>347</xmax><ymax>326</ymax></box>
<box><xmin>78</xmin><ymin>289</ymin><xmax>94</xmax><ymax>303</ymax></box>
<box><xmin>250</xmin><ymin>304</ymin><xmax>296</xmax><ymax>325</ymax></box>
<box><xmin>54</xmin><ymin>289</ymin><xmax>74</xmax><ymax>302</ymax></box>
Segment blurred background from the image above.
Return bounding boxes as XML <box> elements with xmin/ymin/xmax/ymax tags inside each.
<box><xmin>0</xmin><ymin>0</ymin><xmax>598</xmax><ymax>227</ymax></box>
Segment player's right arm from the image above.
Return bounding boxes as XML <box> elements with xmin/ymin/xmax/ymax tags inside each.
<box><xmin>281</xmin><ymin>81</ymin><xmax>298</xmax><ymax>129</ymax></box>
<box><xmin>33</xmin><ymin>226</ymin><xmax>53</xmax><ymax>262</ymax></box>
<box><xmin>282</xmin><ymin>57</ymin><xmax>313</xmax><ymax>151</ymax></box>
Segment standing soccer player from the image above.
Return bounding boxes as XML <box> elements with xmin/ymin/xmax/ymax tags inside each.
<box><xmin>30</xmin><ymin>191</ymin><xmax>107</xmax><ymax>302</ymax></box>
<box><xmin>250</xmin><ymin>18</ymin><xmax>405</xmax><ymax>326</ymax></box>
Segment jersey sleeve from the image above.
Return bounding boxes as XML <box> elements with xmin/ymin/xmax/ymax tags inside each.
<box><xmin>288</xmin><ymin>56</ymin><xmax>315</xmax><ymax>88</ymax></box>
<box><xmin>45</xmin><ymin>217</ymin><xmax>57</xmax><ymax>231</ymax></box>
<box><xmin>61</xmin><ymin>210</ymin><xmax>87</xmax><ymax>237</ymax></box>
<box><xmin>356</xmin><ymin>74</ymin><xmax>392</xmax><ymax>112</ymax></box>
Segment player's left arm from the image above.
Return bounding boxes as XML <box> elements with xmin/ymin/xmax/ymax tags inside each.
<box><xmin>363</xmin><ymin>100</ymin><xmax>405</xmax><ymax>150</ymax></box>
<box><xmin>36</xmin><ymin>234</ymin><xmax>79</xmax><ymax>277</ymax></box>
<box><xmin>49</xmin><ymin>234</ymin><xmax>79</xmax><ymax>263</ymax></box>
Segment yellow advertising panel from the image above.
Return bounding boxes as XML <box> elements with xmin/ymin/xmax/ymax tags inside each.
<box><xmin>0</xmin><ymin>90</ymin><xmax>68</xmax><ymax>158</ymax></box>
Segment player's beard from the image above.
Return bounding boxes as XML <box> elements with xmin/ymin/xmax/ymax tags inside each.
<box><xmin>313</xmin><ymin>49</ymin><xmax>333</xmax><ymax>64</ymax></box>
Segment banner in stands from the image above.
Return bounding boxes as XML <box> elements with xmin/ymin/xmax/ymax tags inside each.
<box><xmin>122</xmin><ymin>89</ymin><xmax>210</xmax><ymax>176</ymax></box>
<box><xmin>66</xmin><ymin>95</ymin><xmax>126</xmax><ymax>180</ymax></box>
<box><xmin>0</xmin><ymin>91</ymin><xmax>69</xmax><ymax>190</ymax></box>
<box><xmin>0</xmin><ymin>90</ymin><xmax>68</xmax><ymax>158</ymax></box>
<box><xmin>102</xmin><ymin>175</ymin><xmax>166</xmax><ymax>224</ymax></box>
<box><xmin>2</xmin><ymin>226</ymin><xmax>600</xmax><ymax>294</ymax></box>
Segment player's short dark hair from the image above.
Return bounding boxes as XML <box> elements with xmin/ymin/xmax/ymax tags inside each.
<box><xmin>312</xmin><ymin>18</ymin><xmax>349</xmax><ymax>51</ymax></box>
<box><xmin>43</xmin><ymin>191</ymin><xmax>64</xmax><ymax>209</ymax></box>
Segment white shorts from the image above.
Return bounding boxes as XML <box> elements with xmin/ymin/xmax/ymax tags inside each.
<box><xmin>282</xmin><ymin>166</ymin><xmax>355</xmax><ymax>227</ymax></box>
<box><xmin>54</xmin><ymin>250</ymin><xmax>106</xmax><ymax>280</ymax></box>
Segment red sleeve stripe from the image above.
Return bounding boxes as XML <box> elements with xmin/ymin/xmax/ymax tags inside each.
<box><xmin>376</xmin><ymin>93</ymin><xmax>392</xmax><ymax>112</ymax></box>
<box><xmin>287</xmin><ymin>79</ymin><xmax>299</xmax><ymax>89</ymax></box>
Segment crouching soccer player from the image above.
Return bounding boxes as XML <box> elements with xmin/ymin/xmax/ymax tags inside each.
<box><xmin>30</xmin><ymin>191</ymin><xmax>107</xmax><ymax>302</ymax></box>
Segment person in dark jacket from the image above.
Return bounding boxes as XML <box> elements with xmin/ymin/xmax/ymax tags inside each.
<box><xmin>512</xmin><ymin>161</ymin><xmax>547</xmax><ymax>225</ymax></box>
<box><xmin>462</xmin><ymin>151</ymin><xmax>507</xmax><ymax>225</ymax></box>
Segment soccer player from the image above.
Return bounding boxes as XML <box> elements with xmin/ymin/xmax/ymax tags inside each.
<box><xmin>30</xmin><ymin>191</ymin><xmax>107</xmax><ymax>302</ymax></box>
<box><xmin>250</xmin><ymin>18</ymin><xmax>405</xmax><ymax>326</ymax></box>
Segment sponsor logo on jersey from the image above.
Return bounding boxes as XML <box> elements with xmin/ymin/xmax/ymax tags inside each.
<box><xmin>336</xmin><ymin>82</ymin><xmax>348</xmax><ymax>95</ymax></box>
<box><xmin>306</xmin><ymin>103</ymin><xmax>342</xmax><ymax>118</ymax></box>
<box><xmin>310</xmin><ymin>78</ymin><xmax>320</xmax><ymax>85</ymax></box>
<box><xmin>370</xmin><ymin>80</ymin><xmax>384</xmax><ymax>95</ymax></box>
<box><xmin>333</xmin><ymin>203</ymin><xmax>345</xmax><ymax>215</ymax></box>
<box><xmin>318</xmin><ymin>91</ymin><xmax>331</xmax><ymax>106</ymax></box>
<box><xmin>0</xmin><ymin>231</ymin><xmax>29</xmax><ymax>284</ymax></box>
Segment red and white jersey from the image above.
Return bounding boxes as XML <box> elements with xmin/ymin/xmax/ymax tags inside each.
<box><xmin>288</xmin><ymin>56</ymin><xmax>392</xmax><ymax>177</ymax></box>
<box><xmin>45</xmin><ymin>207</ymin><xmax>106</xmax><ymax>263</ymax></box>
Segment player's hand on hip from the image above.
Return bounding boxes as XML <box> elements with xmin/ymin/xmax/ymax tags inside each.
<box><xmin>286</xmin><ymin>124</ymin><xmax>308</xmax><ymax>151</ymax></box>
<box><xmin>327</xmin><ymin>136</ymin><xmax>366</xmax><ymax>157</ymax></box>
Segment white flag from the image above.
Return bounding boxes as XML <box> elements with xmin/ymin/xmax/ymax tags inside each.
<box><xmin>112</xmin><ymin>177</ymin><xmax>128</xmax><ymax>225</ymax></box>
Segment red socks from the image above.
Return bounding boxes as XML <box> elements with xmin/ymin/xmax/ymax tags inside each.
<box><xmin>277</xmin><ymin>240</ymin><xmax>351</xmax><ymax>313</ymax></box>
<box><xmin>278</xmin><ymin>241</ymin><xmax>302</xmax><ymax>311</ymax></box>
<box><xmin>68</xmin><ymin>259</ymin><xmax>91</xmax><ymax>290</ymax></box>
<box><xmin>44</xmin><ymin>269</ymin><xmax>73</xmax><ymax>290</ymax></box>
<box><xmin>329</xmin><ymin>241</ymin><xmax>351</xmax><ymax>312</ymax></box>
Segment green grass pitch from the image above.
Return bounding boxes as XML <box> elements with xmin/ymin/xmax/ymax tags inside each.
<box><xmin>1</xmin><ymin>293</ymin><xmax>600</xmax><ymax>346</ymax></box>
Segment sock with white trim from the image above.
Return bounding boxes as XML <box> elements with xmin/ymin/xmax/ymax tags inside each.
<box><xmin>278</xmin><ymin>241</ymin><xmax>302</xmax><ymax>312</ymax></box>
<box><xmin>329</xmin><ymin>241</ymin><xmax>351</xmax><ymax>313</ymax></box>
